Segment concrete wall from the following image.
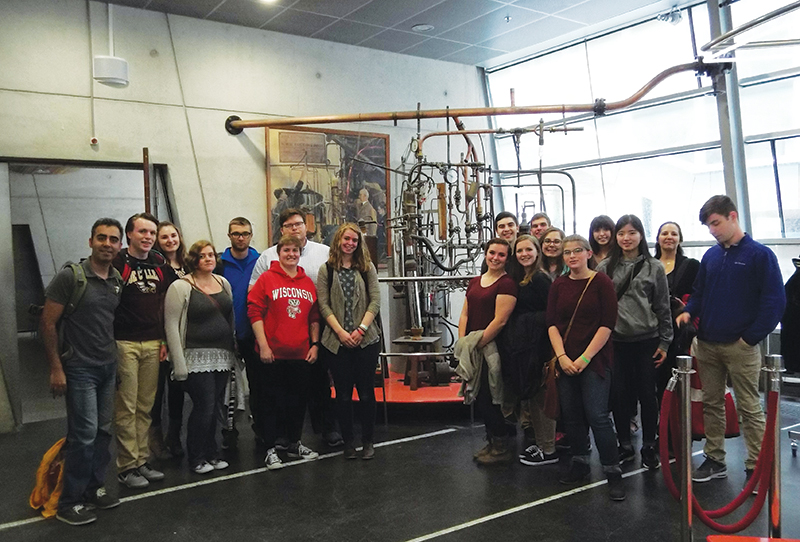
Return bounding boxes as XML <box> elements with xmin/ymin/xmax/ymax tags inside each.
<box><xmin>0</xmin><ymin>0</ymin><xmax>488</xmax><ymax>428</ymax></box>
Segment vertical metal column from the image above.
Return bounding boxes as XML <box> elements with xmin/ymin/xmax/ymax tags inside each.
<box><xmin>706</xmin><ymin>0</ymin><xmax>752</xmax><ymax>232</ymax></box>
<box><xmin>677</xmin><ymin>355</ymin><xmax>694</xmax><ymax>542</ymax></box>
<box><xmin>766</xmin><ymin>354</ymin><xmax>783</xmax><ymax>538</ymax></box>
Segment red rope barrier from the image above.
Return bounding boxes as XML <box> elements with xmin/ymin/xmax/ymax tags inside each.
<box><xmin>659</xmin><ymin>388</ymin><xmax>779</xmax><ymax>533</ymax></box>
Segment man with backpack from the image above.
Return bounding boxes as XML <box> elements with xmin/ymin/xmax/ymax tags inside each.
<box><xmin>40</xmin><ymin>218</ymin><xmax>125</xmax><ymax>525</ymax></box>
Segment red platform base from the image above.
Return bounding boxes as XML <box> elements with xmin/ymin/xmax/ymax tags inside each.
<box><xmin>333</xmin><ymin>371</ymin><xmax>463</xmax><ymax>404</ymax></box>
<box><xmin>708</xmin><ymin>537</ymin><xmax>800</xmax><ymax>541</ymax></box>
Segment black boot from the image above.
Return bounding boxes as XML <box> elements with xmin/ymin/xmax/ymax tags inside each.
<box><xmin>165</xmin><ymin>421</ymin><xmax>184</xmax><ymax>458</ymax></box>
<box><xmin>559</xmin><ymin>460</ymin><xmax>590</xmax><ymax>484</ymax></box>
<box><xmin>607</xmin><ymin>472</ymin><xmax>626</xmax><ymax>501</ymax></box>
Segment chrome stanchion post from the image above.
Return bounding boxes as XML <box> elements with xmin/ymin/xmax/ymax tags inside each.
<box><xmin>765</xmin><ymin>354</ymin><xmax>783</xmax><ymax>538</ymax></box>
<box><xmin>677</xmin><ymin>355</ymin><xmax>695</xmax><ymax>542</ymax></box>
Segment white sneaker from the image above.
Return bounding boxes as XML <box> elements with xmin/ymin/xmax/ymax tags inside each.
<box><xmin>287</xmin><ymin>442</ymin><xmax>319</xmax><ymax>460</ymax></box>
<box><xmin>192</xmin><ymin>462</ymin><xmax>214</xmax><ymax>474</ymax></box>
<box><xmin>209</xmin><ymin>459</ymin><xmax>229</xmax><ymax>470</ymax></box>
<box><xmin>265</xmin><ymin>448</ymin><xmax>284</xmax><ymax>470</ymax></box>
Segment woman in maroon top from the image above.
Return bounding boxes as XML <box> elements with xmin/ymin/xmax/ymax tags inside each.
<box><xmin>546</xmin><ymin>235</ymin><xmax>625</xmax><ymax>501</ymax></box>
<box><xmin>459</xmin><ymin>238</ymin><xmax>518</xmax><ymax>465</ymax></box>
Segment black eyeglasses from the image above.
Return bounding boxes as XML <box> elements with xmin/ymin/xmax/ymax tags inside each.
<box><xmin>229</xmin><ymin>232</ymin><xmax>252</xmax><ymax>238</ymax></box>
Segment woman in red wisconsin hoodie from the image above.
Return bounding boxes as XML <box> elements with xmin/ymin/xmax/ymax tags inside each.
<box><xmin>248</xmin><ymin>235</ymin><xmax>320</xmax><ymax>470</ymax></box>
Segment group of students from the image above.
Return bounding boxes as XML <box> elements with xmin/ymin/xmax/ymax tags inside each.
<box><xmin>457</xmin><ymin>207</ymin><xmax>718</xmax><ymax>502</ymax></box>
<box><xmin>158</xmin><ymin>212</ymin><xmax>382</xmax><ymax>473</ymax></box>
<box><xmin>43</xmin><ymin>209</ymin><xmax>381</xmax><ymax>526</ymax></box>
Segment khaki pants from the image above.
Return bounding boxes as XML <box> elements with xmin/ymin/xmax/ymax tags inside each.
<box><xmin>115</xmin><ymin>340</ymin><xmax>161</xmax><ymax>472</ymax></box>
<box><xmin>694</xmin><ymin>338</ymin><xmax>765</xmax><ymax>470</ymax></box>
<box><xmin>520</xmin><ymin>387</ymin><xmax>557</xmax><ymax>454</ymax></box>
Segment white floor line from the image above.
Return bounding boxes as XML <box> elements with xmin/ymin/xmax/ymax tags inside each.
<box><xmin>782</xmin><ymin>421</ymin><xmax>800</xmax><ymax>431</ymax></box>
<box><xmin>0</xmin><ymin>427</ymin><xmax>457</xmax><ymax>532</ymax></box>
<box><xmin>404</xmin><ymin>451</ymin><xmax>706</xmax><ymax>542</ymax></box>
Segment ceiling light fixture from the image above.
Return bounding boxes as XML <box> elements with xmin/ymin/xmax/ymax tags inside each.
<box><xmin>411</xmin><ymin>24</ymin><xmax>435</xmax><ymax>33</ymax></box>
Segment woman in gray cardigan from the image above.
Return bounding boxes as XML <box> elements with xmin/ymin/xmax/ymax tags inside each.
<box><xmin>164</xmin><ymin>240</ymin><xmax>236</xmax><ymax>475</ymax></box>
<box><xmin>317</xmin><ymin>224</ymin><xmax>381</xmax><ymax>460</ymax></box>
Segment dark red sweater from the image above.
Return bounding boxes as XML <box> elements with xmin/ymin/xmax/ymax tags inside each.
<box><xmin>247</xmin><ymin>261</ymin><xmax>320</xmax><ymax>360</ymax></box>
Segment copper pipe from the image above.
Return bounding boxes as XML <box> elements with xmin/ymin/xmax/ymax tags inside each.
<box><xmin>226</xmin><ymin>62</ymin><xmax>706</xmax><ymax>132</ymax></box>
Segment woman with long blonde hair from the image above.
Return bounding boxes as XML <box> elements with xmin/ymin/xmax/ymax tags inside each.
<box><xmin>316</xmin><ymin>224</ymin><xmax>381</xmax><ymax>460</ymax></box>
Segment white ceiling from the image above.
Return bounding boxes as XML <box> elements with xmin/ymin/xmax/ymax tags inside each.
<box><xmin>102</xmin><ymin>0</ymin><xmax>677</xmax><ymax>67</ymax></box>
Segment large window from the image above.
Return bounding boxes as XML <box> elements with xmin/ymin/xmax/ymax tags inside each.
<box><xmin>487</xmin><ymin>1</ymin><xmax>800</xmax><ymax>242</ymax></box>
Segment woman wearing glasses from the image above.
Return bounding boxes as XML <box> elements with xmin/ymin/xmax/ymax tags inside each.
<box><xmin>596</xmin><ymin>215</ymin><xmax>672</xmax><ymax>472</ymax></box>
<box><xmin>547</xmin><ymin>235</ymin><xmax>623</xmax><ymax>500</ymax></box>
<box><xmin>541</xmin><ymin>227</ymin><xmax>568</xmax><ymax>281</ymax></box>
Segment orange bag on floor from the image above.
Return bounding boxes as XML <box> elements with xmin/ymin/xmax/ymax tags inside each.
<box><xmin>689</xmin><ymin>359</ymin><xmax>741</xmax><ymax>440</ymax></box>
<box><xmin>29</xmin><ymin>437</ymin><xmax>66</xmax><ymax>518</ymax></box>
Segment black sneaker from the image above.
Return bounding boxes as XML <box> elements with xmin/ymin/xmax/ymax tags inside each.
<box><xmin>519</xmin><ymin>445</ymin><xmax>559</xmax><ymax>466</ymax></box>
<box><xmin>56</xmin><ymin>504</ymin><xmax>97</xmax><ymax>526</ymax></box>
<box><xmin>607</xmin><ymin>472</ymin><xmax>626</xmax><ymax>501</ymax></box>
<box><xmin>692</xmin><ymin>457</ymin><xmax>727</xmax><ymax>482</ymax></box>
<box><xmin>641</xmin><ymin>445</ymin><xmax>661</xmax><ymax>471</ymax></box>
<box><xmin>744</xmin><ymin>469</ymin><xmax>758</xmax><ymax>495</ymax></box>
<box><xmin>555</xmin><ymin>432</ymin><xmax>570</xmax><ymax>452</ymax></box>
<box><xmin>222</xmin><ymin>427</ymin><xmax>239</xmax><ymax>451</ymax></box>
<box><xmin>559</xmin><ymin>460</ymin><xmax>591</xmax><ymax>485</ymax></box>
<box><xmin>618</xmin><ymin>445</ymin><xmax>635</xmax><ymax>465</ymax></box>
<box><xmin>324</xmin><ymin>431</ymin><xmax>345</xmax><ymax>448</ymax></box>
<box><xmin>86</xmin><ymin>487</ymin><xmax>119</xmax><ymax>510</ymax></box>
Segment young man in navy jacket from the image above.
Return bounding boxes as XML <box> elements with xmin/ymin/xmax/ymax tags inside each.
<box><xmin>678</xmin><ymin>195</ymin><xmax>785</xmax><ymax>485</ymax></box>
<box><xmin>217</xmin><ymin>217</ymin><xmax>260</xmax><ymax>447</ymax></box>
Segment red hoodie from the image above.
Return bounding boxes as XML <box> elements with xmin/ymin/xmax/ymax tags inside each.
<box><xmin>247</xmin><ymin>260</ymin><xmax>320</xmax><ymax>360</ymax></box>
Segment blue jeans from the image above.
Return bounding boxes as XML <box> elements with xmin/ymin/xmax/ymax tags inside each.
<box><xmin>557</xmin><ymin>366</ymin><xmax>620</xmax><ymax>471</ymax></box>
<box><xmin>59</xmin><ymin>363</ymin><xmax>116</xmax><ymax>511</ymax></box>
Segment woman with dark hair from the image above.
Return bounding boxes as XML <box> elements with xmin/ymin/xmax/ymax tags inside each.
<box><xmin>548</xmin><ymin>235</ymin><xmax>623</xmax><ymax>500</ymax></box>
<box><xmin>316</xmin><ymin>223</ymin><xmax>381</xmax><ymax>460</ymax></box>
<box><xmin>597</xmin><ymin>215</ymin><xmax>672</xmax><ymax>471</ymax></box>
<box><xmin>150</xmin><ymin>222</ymin><xmax>188</xmax><ymax>459</ymax></box>
<box><xmin>654</xmin><ymin>221</ymin><xmax>699</xmax><ymax>400</ymax></box>
<box><xmin>248</xmin><ymin>235</ymin><xmax>321</xmax><ymax>470</ymax></box>
<box><xmin>164</xmin><ymin>240</ymin><xmax>235</xmax><ymax>474</ymax></box>
<box><xmin>497</xmin><ymin>235</ymin><xmax>557</xmax><ymax>466</ymax></box>
<box><xmin>541</xmin><ymin>227</ymin><xmax>568</xmax><ymax>281</ymax></box>
<box><xmin>457</xmin><ymin>238</ymin><xmax>517</xmax><ymax>465</ymax></box>
<box><xmin>589</xmin><ymin>215</ymin><xmax>615</xmax><ymax>269</ymax></box>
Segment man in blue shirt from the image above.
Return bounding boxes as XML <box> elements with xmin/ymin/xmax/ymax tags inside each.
<box><xmin>677</xmin><ymin>195</ymin><xmax>785</xmax><ymax>485</ymax></box>
<box><xmin>217</xmin><ymin>217</ymin><xmax>261</xmax><ymax>447</ymax></box>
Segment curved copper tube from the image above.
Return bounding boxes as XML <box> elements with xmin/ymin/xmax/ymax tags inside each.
<box><xmin>226</xmin><ymin>62</ymin><xmax>706</xmax><ymax>132</ymax></box>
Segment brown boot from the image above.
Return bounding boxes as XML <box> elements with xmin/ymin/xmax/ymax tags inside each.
<box><xmin>148</xmin><ymin>426</ymin><xmax>169</xmax><ymax>460</ymax></box>
<box><xmin>473</xmin><ymin>439</ymin><xmax>492</xmax><ymax>462</ymax></box>
<box><xmin>477</xmin><ymin>436</ymin><xmax>513</xmax><ymax>465</ymax></box>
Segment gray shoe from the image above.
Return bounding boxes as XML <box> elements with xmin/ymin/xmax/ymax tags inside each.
<box><xmin>692</xmin><ymin>457</ymin><xmax>727</xmax><ymax>482</ymax></box>
<box><xmin>118</xmin><ymin>468</ymin><xmax>149</xmax><ymax>489</ymax></box>
<box><xmin>138</xmin><ymin>463</ymin><xmax>165</xmax><ymax>482</ymax></box>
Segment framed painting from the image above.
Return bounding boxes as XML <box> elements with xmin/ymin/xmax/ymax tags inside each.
<box><xmin>266</xmin><ymin>126</ymin><xmax>391</xmax><ymax>264</ymax></box>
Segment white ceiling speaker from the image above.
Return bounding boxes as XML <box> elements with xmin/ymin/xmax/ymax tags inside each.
<box><xmin>93</xmin><ymin>55</ymin><xmax>129</xmax><ymax>87</ymax></box>
<box><xmin>93</xmin><ymin>3</ymin><xmax>129</xmax><ymax>88</ymax></box>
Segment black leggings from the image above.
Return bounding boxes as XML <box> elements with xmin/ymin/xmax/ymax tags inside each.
<box><xmin>612</xmin><ymin>337</ymin><xmax>660</xmax><ymax>447</ymax></box>
<box><xmin>151</xmin><ymin>360</ymin><xmax>185</xmax><ymax>428</ymax></box>
<box><xmin>476</xmin><ymin>359</ymin><xmax>508</xmax><ymax>439</ymax></box>
<box><xmin>326</xmin><ymin>342</ymin><xmax>378</xmax><ymax>444</ymax></box>
<box><xmin>257</xmin><ymin>359</ymin><xmax>311</xmax><ymax>448</ymax></box>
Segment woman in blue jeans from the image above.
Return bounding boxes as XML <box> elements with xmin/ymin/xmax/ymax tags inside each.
<box><xmin>317</xmin><ymin>224</ymin><xmax>381</xmax><ymax>460</ymax></box>
<box><xmin>547</xmin><ymin>235</ymin><xmax>624</xmax><ymax>501</ymax></box>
